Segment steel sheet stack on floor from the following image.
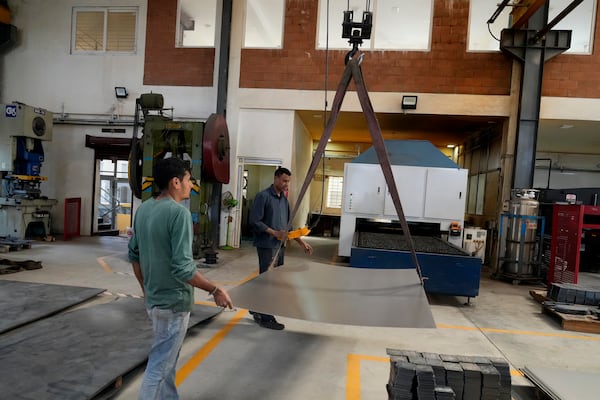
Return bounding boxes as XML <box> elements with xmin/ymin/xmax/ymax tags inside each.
<box><xmin>386</xmin><ymin>349</ymin><xmax>511</xmax><ymax>400</ymax></box>
<box><xmin>547</xmin><ymin>282</ymin><xmax>600</xmax><ymax>306</ymax></box>
<box><xmin>0</xmin><ymin>291</ymin><xmax>221</xmax><ymax>399</ymax></box>
<box><xmin>0</xmin><ymin>280</ymin><xmax>105</xmax><ymax>334</ymax></box>
<box><xmin>522</xmin><ymin>366</ymin><xmax>600</xmax><ymax>400</ymax></box>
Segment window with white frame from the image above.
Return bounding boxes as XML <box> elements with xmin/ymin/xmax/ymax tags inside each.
<box><xmin>72</xmin><ymin>7</ymin><xmax>137</xmax><ymax>53</ymax></box>
<box><xmin>468</xmin><ymin>0</ymin><xmax>597</xmax><ymax>53</ymax></box>
<box><xmin>176</xmin><ymin>0</ymin><xmax>217</xmax><ymax>47</ymax></box>
<box><xmin>549</xmin><ymin>0</ymin><xmax>596</xmax><ymax>54</ymax></box>
<box><xmin>326</xmin><ymin>176</ymin><xmax>344</xmax><ymax>208</ymax></box>
<box><xmin>244</xmin><ymin>0</ymin><xmax>285</xmax><ymax>48</ymax></box>
<box><xmin>468</xmin><ymin>0</ymin><xmax>510</xmax><ymax>51</ymax></box>
<box><xmin>317</xmin><ymin>0</ymin><xmax>433</xmax><ymax>51</ymax></box>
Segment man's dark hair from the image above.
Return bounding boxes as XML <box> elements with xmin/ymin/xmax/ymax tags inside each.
<box><xmin>153</xmin><ymin>158</ymin><xmax>190</xmax><ymax>190</ymax></box>
<box><xmin>275</xmin><ymin>167</ymin><xmax>291</xmax><ymax>177</ymax></box>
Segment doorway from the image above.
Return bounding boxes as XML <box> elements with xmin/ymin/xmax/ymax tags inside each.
<box><xmin>235</xmin><ymin>157</ymin><xmax>283</xmax><ymax>246</ymax></box>
<box><xmin>85</xmin><ymin>135</ymin><xmax>133</xmax><ymax>236</ymax></box>
<box><xmin>96</xmin><ymin>159</ymin><xmax>132</xmax><ymax>235</ymax></box>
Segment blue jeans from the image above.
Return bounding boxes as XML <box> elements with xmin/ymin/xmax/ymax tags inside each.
<box><xmin>139</xmin><ymin>307</ymin><xmax>190</xmax><ymax>400</ymax></box>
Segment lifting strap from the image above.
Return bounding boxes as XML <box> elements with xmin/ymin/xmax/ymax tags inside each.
<box><xmin>285</xmin><ymin>53</ymin><xmax>424</xmax><ymax>284</ymax></box>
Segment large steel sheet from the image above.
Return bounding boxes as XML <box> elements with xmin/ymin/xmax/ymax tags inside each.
<box><xmin>522</xmin><ymin>366</ymin><xmax>600</xmax><ymax>400</ymax></box>
<box><xmin>0</xmin><ymin>279</ymin><xmax>105</xmax><ymax>334</ymax></box>
<box><xmin>227</xmin><ymin>262</ymin><xmax>435</xmax><ymax>328</ymax></box>
<box><xmin>0</xmin><ymin>297</ymin><xmax>221</xmax><ymax>400</ymax></box>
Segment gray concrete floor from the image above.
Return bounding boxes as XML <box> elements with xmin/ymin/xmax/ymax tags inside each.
<box><xmin>2</xmin><ymin>235</ymin><xmax>600</xmax><ymax>400</ymax></box>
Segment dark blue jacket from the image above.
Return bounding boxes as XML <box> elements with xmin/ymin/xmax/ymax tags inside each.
<box><xmin>250</xmin><ymin>185</ymin><xmax>290</xmax><ymax>248</ymax></box>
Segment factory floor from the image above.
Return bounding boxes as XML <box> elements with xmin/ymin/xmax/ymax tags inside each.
<box><xmin>2</xmin><ymin>235</ymin><xmax>600</xmax><ymax>400</ymax></box>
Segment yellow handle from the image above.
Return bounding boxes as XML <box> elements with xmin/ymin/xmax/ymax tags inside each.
<box><xmin>285</xmin><ymin>226</ymin><xmax>311</xmax><ymax>240</ymax></box>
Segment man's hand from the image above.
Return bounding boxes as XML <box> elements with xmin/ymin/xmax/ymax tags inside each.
<box><xmin>267</xmin><ymin>228</ymin><xmax>288</xmax><ymax>241</ymax></box>
<box><xmin>296</xmin><ymin>238</ymin><xmax>313</xmax><ymax>255</ymax></box>
<box><xmin>213</xmin><ymin>287</ymin><xmax>234</xmax><ymax>309</ymax></box>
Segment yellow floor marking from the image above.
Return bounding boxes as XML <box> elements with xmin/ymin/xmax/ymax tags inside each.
<box><xmin>347</xmin><ymin>353</ymin><xmax>523</xmax><ymax>400</ymax></box>
<box><xmin>437</xmin><ymin>323</ymin><xmax>600</xmax><ymax>341</ymax></box>
<box><xmin>346</xmin><ymin>354</ymin><xmax>388</xmax><ymax>400</ymax></box>
<box><xmin>175</xmin><ymin>308</ymin><xmax>247</xmax><ymax>386</ymax></box>
<box><xmin>96</xmin><ymin>256</ymin><xmax>113</xmax><ymax>273</ymax></box>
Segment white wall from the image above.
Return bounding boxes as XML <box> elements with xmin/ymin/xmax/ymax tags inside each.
<box><xmin>2</xmin><ymin>0</ymin><xmax>221</xmax><ymax>235</ymax></box>
<box><xmin>290</xmin><ymin>112</ymin><xmax>313</xmax><ymax>230</ymax></box>
<box><xmin>534</xmin><ymin>152</ymin><xmax>600</xmax><ymax>189</ymax></box>
<box><xmin>3</xmin><ymin>0</ymin><xmax>219</xmax><ymax>119</ymax></box>
<box><xmin>236</xmin><ymin>109</ymin><xmax>294</xmax><ymax>165</ymax></box>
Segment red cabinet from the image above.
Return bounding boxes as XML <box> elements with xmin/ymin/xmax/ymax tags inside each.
<box><xmin>549</xmin><ymin>204</ymin><xmax>600</xmax><ymax>284</ymax></box>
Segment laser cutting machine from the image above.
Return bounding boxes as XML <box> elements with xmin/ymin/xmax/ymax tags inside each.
<box><xmin>339</xmin><ymin>140</ymin><xmax>481</xmax><ymax>299</ymax></box>
<box><xmin>0</xmin><ymin>103</ymin><xmax>57</xmax><ymax>239</ymax></box>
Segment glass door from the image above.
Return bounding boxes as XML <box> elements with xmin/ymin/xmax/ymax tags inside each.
<box><xmin>96</xmin><ymin>159</ymin><xmax>132</xmax><ymax>235</ymax></box>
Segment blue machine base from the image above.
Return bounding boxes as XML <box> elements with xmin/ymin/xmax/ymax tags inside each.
<box><xmin>350</xmin><ymin>247</ymin><xmax>481</xmax><ymax>298</ymax></box>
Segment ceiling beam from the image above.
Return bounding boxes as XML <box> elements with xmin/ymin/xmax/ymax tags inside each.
<box><xmin>512</xmin><ymin>0</ymin><xmax>548</xmax><ymax>29</ymax></box>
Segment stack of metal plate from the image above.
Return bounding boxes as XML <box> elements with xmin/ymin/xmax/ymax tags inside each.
<box><xmin>422</xmin><ymin>352</ymin><xmax>447</xmax><ymax>386</ymax></box>
<box><xmin>0</xmin><ymin>292</ymin><xmax>221</xmax><ymax>400</ymax></box>
<box><xmin>443</xmin><ymin>361</ymin><xmax>464</xmax><ymax>399</ymax></box>
<box><xmin>387</xmin><ymin>359</ymin><xmax>417</xmax><ymax>400</ymax></box>
<box><xmin>489</xmin><ymin>357</ymin><xmax>511</xmax><ymax>400</ymax></box>
<box><xmin>415</xmin><ymin>364</ymin><xmax>436</xmax><ymax>400</ymax></box>
<box><xmin>548</xmin><ymin>282</ymin><xmax>600</xmax><ymax>306</ymax></box>
<box><xmin>460</xmin><ymin>362</ymin><xmax>482</xmax><ymax>400</ymax></box>
<box><xmin>479</xmin><ymin>364</ymin><xmax>501</xmax><ymax>400</ymax></box>
<box><xmin>387</xmin><ymin>349</ymin><xmax>513</xmax><ymax>400</ymax></box>
<box><xmin>433</xmin><ymin>386</ymin><xmax>456</xmax><ymax>400</ymax></box>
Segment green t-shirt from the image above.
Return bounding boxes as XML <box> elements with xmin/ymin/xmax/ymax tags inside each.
<box><xmin>128</xmin><ymin>197</ymin><xmax>197</xmax><ymax>312</ymax></box>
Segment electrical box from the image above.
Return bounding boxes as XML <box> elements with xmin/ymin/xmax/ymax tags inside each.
<box><xmin>549</xmin><ymin>204</ymin><xmax>600</xmax><ymax>284</ymax></box>
<box><xmin>463</xmin><ymin>227</ymin><xmax>487</xmax><ymax>263</ymax></box>
<box><xmin>0</xmin><ymin>103</ymin><xmax>53</xmax><ymax>141</ymax></box>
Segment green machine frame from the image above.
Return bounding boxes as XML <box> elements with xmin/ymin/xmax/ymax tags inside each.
<box><xmin>129</xmin><ymin>93</ymin><xmax>230</xmax><ymax>260</ymax></box>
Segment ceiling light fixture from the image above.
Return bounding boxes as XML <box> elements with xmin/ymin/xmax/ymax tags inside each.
<box><xmin>447</xmin><ymin>144</ymin><xmax>455</xmax><ymax>148</ymax></box>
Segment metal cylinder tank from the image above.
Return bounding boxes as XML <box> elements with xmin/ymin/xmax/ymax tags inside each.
<box><xmin>502</xmin><ymin>189</ymin><xmax>540</xmax><ymax>276</ymax></box>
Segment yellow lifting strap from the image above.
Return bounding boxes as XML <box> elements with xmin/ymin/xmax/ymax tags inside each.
<box><xmin>283</xmin><ymin>226</ymin><xmax>311</xmax><ymax>240</ymax></box>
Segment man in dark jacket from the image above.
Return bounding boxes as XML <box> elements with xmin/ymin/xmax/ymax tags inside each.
<box><xmin>249</xmin><ymin>166</ymin><xmax>312</xmax><ymax>330</ymax></box>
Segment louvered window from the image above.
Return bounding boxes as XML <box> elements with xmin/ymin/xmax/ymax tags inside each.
<box><xmin>72</xmin><ymin>7</ymin><xmax>137</xmax><ymax>53</ymax></box>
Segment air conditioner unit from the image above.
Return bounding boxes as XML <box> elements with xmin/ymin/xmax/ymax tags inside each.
<box><xmin>0</xmin><ymin>103</ymin><xmax>53</xmax><ymax>141</ymax></box>
<box><xmin>463</xmin><ymin>227</ymin><xmax>487</xmax><ymax>263</ymax></box>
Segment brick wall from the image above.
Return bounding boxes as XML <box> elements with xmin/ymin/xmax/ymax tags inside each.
<box><xmin>144</xmin><ymin>0</ymin><xmax>215</xmax><ymax>86</ymax></box>
<box><xmin>143</xmin><ymin>0</ymin><xmax>600</xmax><ymax>97</ymax></box>
<box><xmin>239</xmin><ymin>0</ymin><xmax>513</xmax><ymax>95</ymax></box>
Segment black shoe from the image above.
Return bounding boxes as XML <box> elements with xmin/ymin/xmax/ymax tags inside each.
<box><xmin>259</xmin><ymin>317</ymin><xmax>285</xmax><ymax>331</ymax></box>
<box><xmin>251</xmin><ymin>313</ymin><xmax>262</xmax><ymax>324</ymax></box>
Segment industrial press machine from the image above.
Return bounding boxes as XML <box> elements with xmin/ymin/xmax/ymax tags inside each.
<box><xmin>339</xmin><ymin>140</ymin><xmax>482</xmax><ymax>299</ymax></box>
<box><xmin>0</xmin><ymin>103</ymin><xmax>57</xmax><ymax>239</ymax></box>
<box><xmin>128</xmin><ymin>93</ymin><xmax>230</xmax><ymax>261</ymax></box>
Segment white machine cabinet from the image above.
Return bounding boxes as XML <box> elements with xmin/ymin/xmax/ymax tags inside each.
<box><xmin>383</xmin><ymin>166</ymin><xmax>427</xmax><ymax>218</ymax></box>
<box><xmin>424</xmin><ymin>168</ymin><xmax>468</xmax><ymax>223</ymax></box>
<box><xmin>342</xmin><ymin>163</ymin><xmax>386</xmax><ymax>214</ymax></box>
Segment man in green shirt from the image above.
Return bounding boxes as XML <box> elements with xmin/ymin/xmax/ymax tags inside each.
<box><xmin>128</xmin><ymin>157</ymin><xmax>232</xmax><ymax>399</ymax></box>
